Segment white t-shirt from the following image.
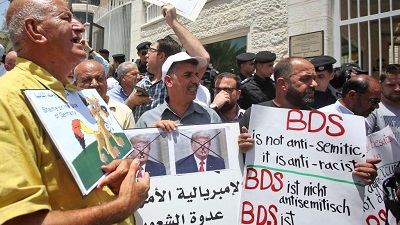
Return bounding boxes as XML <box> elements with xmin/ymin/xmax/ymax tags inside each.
<box><xmin>195</xmin><ymin>84</ymin><xmax>211</xmax><ymax>107</ymax></box>
<box><xmin>107</xmin><ymin>77</ymin><xmax>119</xmax><ymax>91</ymax></box>
<box><xmin>366</xmin><ymin>101</ymin><xmax>400</xmax><ymax>142</ymax></box>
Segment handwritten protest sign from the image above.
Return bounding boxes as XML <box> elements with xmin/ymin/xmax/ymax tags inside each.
<box><xmin>132</xmin><ymin>123</ymin><xmax>244</xmax><ymax>225</ymax></box>
<box><xmin>364</xmin><ymin>126</ymin><xmax>400</xmax><ymax>225</ymax></box>
<box><xmin>241</xmin><ymin>105</ymin><xmax>367</xmax><ymax>225</ymax></box>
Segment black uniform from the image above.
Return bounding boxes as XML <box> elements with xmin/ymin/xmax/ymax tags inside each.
<box><xmin>238</xmin><ymin>74</ymin><xmax>276</xmax><ymax>110</ymax></box>
<box><xmin>135</xmin><ymin>59</ymin><xmax>147</xmax><ymax>74</ymax></box>
<box><xmin>310</xmin><ymin>89</ymin><xmax>337</xmax><ymax>109</ymax></box>
<box><xmin>238</xmin><ymin>72</ymin><xmax>248</xmax><ymax>82</ymax></box>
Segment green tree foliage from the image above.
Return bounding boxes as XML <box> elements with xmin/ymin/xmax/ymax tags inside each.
<box><xmin>206</xmin><ymin>38</ymin><xmax>246</xmax><ymax>74</ymax></box>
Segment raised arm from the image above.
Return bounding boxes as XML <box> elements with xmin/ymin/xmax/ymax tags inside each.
<box><xmin>162</xmin><ymin>3</ymin><xmax>210</xmax><ymax>75</ymax></box>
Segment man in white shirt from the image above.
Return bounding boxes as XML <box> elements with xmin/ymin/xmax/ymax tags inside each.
<box><xmin>366</xmin><ymin>64</ymin><xmax>400</xmax><ymax>141</ymax></box>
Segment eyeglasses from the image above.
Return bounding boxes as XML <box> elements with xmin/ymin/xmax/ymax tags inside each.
<box><xmin>356</xmin><ymin>92</ymin><xmax>381</xmax><ymax>105</ymax></box>
<box><xmin>147</xmin><ymin>47</ymin><xmax>159</xmax><ymax>54</ymax></box>
<box><xmin>214</xmin><ymin>87</ymin><xmax>237</xmax><ymax>93</ymax></box>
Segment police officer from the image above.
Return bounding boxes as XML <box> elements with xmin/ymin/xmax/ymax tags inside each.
<box><xmin>236</xmin><ymin>52</ymin><xmax>255</xmax><ymax>82</ymax></box>
<box><xmin>310</xmin><ymin>55</ymin><xmax>339</xmax><ymax>109</ymax></box>
<box><xmin>238</xmin><ymin>51</ymin><xmax>276</xmax><ymax>109</ymax></box>
<box><xmin>135</xmin><ymin>41</ymin><xmax>151</xmax><ymax>74</ymax></box>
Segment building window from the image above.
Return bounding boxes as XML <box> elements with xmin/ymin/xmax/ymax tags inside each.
<box><xmin>205</xmin><ymin>36</ymin><xmax>247</xmax><ymax>74</ymax></box>
<box><xmin>146</xmin><ymin>4</ymin><xmax>162</xmax><ymax>23</ymax></box>
<box><xmin>338</xmin><ymin>0</ymin><xmax>400</xmax><ymax>75</ymax></box>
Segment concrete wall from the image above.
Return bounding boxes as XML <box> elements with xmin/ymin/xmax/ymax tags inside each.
<box><xmin>288</xmin><ymin>0</ymin><xmax>335</xmax><ymax>56</ymax></box>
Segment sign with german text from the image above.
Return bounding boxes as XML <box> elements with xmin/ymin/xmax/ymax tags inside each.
<box><xmin>240</xmin><ymin>105</ymin><xmax>366</xmax><ymax>225</ymax></box>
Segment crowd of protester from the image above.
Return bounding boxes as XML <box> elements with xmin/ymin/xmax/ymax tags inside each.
<box><xmin>0</xmin><ymin>0</ymin><xmax>399</xmax><ymax>224</ymax></box>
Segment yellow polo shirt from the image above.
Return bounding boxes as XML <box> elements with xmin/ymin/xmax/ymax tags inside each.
<box><xmin>0</xmin><ymin>58</ymin><xmax>134</xmax><ymax>224</ymax></box>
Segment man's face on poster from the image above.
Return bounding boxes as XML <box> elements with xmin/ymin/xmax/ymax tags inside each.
<box><xmin>130</xmin><ymin>141</ymin><xmax>150</xmax><ymax>165</ymax></box>
<box><xmin>191</xmin><ymin>137</ymin><xmax>210</xmax><ymax>161</ymax></box>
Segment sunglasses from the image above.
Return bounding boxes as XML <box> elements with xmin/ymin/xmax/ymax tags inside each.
<box><xmin>140</xmin><ymin>50</ymin><xmax>148</xmax><ymax>56</ymax></box>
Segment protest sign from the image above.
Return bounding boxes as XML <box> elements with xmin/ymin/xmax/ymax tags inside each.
<box><xmin>144</xmin><ymin>0</ymin><xmax>207</xmax><ymax>21</ymax></box>
<box><xmin>241</xmin><ymin>105</ymin><xmax>367</xmax><ymax>225</ymax></box>
<box><xmin>364</xmin><ymin>126</ymin><xmax>400</xmax><ymax>225</ymax></box>
<box><xmin>130</xmin><ymin>123</ymin><xmax>244</xmax><ymax>225</ymax></box>
<box><xmin>23</xmin><ymin>89</ymin><xmax>131</xmax><ymax>196</ymax></box>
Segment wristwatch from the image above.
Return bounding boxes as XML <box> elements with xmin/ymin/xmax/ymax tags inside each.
<box><xmin>209</xmin><ymin>103</ymin><xmax>218</xmax><ymax>111</ymax></box>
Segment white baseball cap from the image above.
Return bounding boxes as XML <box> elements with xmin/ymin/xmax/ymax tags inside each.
<box><xmin>161</xmin><ymin>52</ymin><xmax>208</xmax><ymax>81</ymax></box>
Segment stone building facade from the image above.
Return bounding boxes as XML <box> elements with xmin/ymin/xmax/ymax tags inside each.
<box><xmin>91</xmin><ymin>0</ymin><xmax>399</xmax><ymax>74</ymax></box>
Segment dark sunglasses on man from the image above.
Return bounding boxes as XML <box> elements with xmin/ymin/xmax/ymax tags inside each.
<box><xmin>140</xmin><ymin>50</ymin><xmax>148</xmax><ymax>56</ymax></box>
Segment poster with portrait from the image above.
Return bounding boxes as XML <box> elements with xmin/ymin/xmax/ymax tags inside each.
<box><xmin>128</xmin><ymin>123</ymin><xmax>243</xmax><ymax>225</ymax></box>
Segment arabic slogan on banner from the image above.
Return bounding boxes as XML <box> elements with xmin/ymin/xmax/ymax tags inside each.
<box><xmin>364</xmin><ymin>126</ymin><xmax>400</xmax><ymax>225</ymax></box>
<box><xmin>134</xmin><ymin>123</ymin><xmax>244</xmax><ymax>225</ymax></box>
<box><xmin>240</xmin><ymin>105</ymin><xmax>367</xmax><ymax>225</ymax></box>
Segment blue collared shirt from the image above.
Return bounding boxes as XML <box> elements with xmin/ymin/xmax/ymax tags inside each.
<box><xmin>107</xmin><ymin>85</ymin><xmax>128</xmax><ymax>104</ymax></box>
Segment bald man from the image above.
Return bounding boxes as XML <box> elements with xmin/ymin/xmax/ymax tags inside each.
<box><xmin>319</xmin><ymin>75</ymin><xmax>381</xmax><ymax>118</ymax></box>
<box><xmin>74</xmin><ymin>60</ymin><xmax>135</xmax><ymax>129</ymax></box>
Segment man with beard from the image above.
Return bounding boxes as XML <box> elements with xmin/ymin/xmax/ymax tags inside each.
<box><xmin>237</xmin><ymin>57</ymin><xmax>380</xmax><ymax>185</ymax></box>
<box><xmin>74</xmin><ymin>60</ymin><xmax>135</xmax><ymax>129</ymax></box>
<box><xmin>176</xmin><ymin>131</ymin><xmax>225</xmax><ymax>174</ymax></box>
<box><xmin>135</xmin><ymin>52</ymin><xmax>221</xmax><ymax>129</ymax></box>
<box><xmin>319</xmin><ymin>75</ymin><xmax>381</xmax><ymax>118</ymax></box>
<box><xmin>129</xmin><ymin>135</ymin><xmax>166</xmax><ymax>177</ymax></box>
<box><xmin>366</xmin><ymin>64</ymin><xmax>400</xmax><ymax>139</ymax></box>
<box><xmin>209</xmin><ymin>72</ymin><xmax>245</xmax><ymax>122</ymax></box>
<box><xmin>239</xmin><ymin>57</ymin><xmax>317</xmax><ymax>129</ymax></box>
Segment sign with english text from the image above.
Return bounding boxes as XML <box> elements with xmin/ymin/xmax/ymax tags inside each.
<box><xmin>364</xmin><ymin>126</ymin><xmax>400</xmax><ymax>225</ymax></box>
<box><xmin>241</xmin><ymin>105</ymin><xmax>366</xmax><ymax>225</ymax></box>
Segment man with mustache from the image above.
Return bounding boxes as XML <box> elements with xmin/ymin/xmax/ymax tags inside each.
<box><xmin>176</xmin><ymin>131</ymin><xmax>225</xmax><ymax>174</ymax></box>
<box><xmin>209</xmin><ymin>72</ymin><xmax>245</xmax><ymax>122</ymax></box>
<box><xmin>135</xmin><ymin>52</ymin><xmax>221</xmax><ymax>129</ymax></box>
<box><xmin>129</xmin><ymin>135</ymin><xmax>166</xmax><ymax>177</ymax></box>
<box><xmin>238</xmin><ymin>57</ymin><xmax>380</xmax><ymax>185</ymax></box>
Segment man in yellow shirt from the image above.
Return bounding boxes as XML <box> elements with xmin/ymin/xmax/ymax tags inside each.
<box><xmin>0</xmin><ymin>0</ymin><xmax>149</xmax><ymax>224</ymax></box>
